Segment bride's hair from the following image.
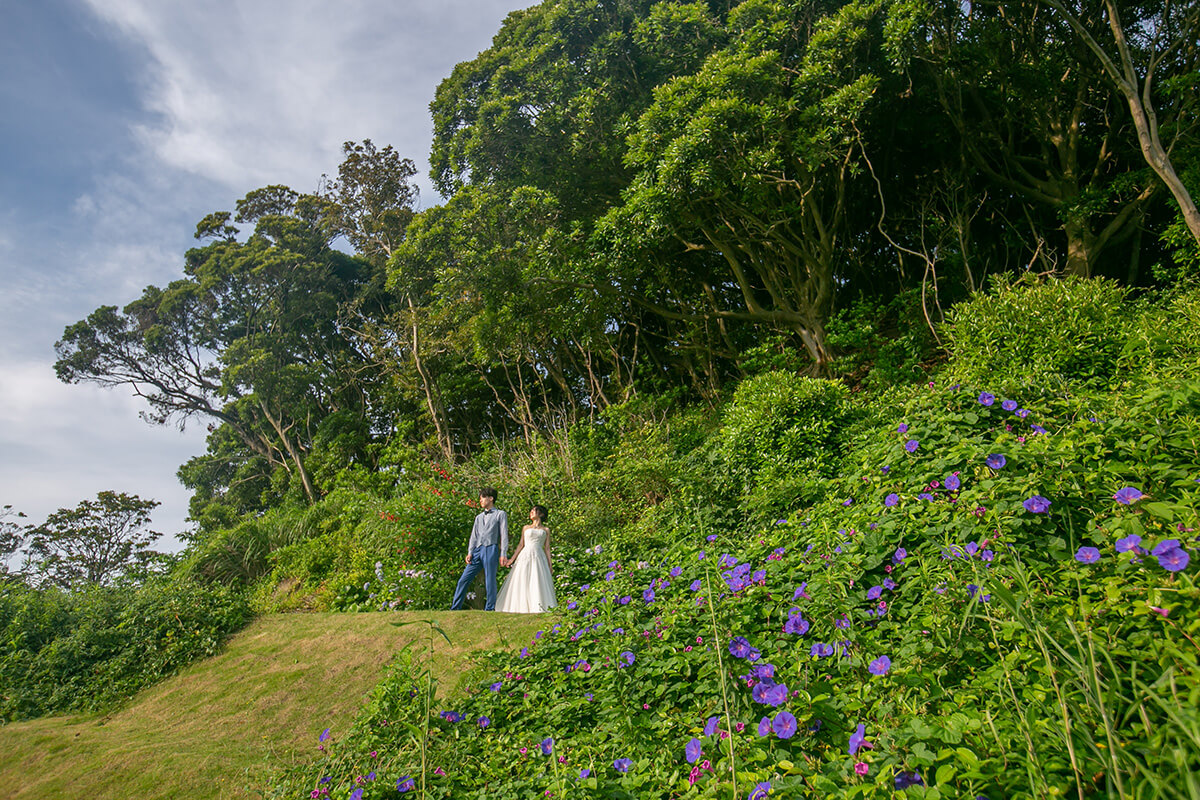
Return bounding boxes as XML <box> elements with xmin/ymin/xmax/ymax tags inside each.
<box><xmin>531</xmin><ymin>504</ymin><xmax>549</xmax><ymax>524</ymax></box>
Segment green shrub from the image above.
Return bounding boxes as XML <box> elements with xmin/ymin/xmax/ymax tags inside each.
<box><xmin>718</xmin><ymin>370</ymin><xmax>852</xmax><ymax>518</ymax></box>
<box><xmin>826</xmin><ymin>290</ymin><xmax>939</xmax><ymax>388</ymax></box>
<box><xmin>945</xmin><ymin>274</ymin><xmax>1130</xmax><ymax>392</ymax></box>
<box><xmin>0</xmin><ymin>578</ymin><xmax>249</xmax><ymax>721</ymax></box>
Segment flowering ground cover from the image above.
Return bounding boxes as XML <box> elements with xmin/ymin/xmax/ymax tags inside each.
<box><xmin>271</xmin><ymin>374</ymin><xmax>1200</xmax><ymax>798</ymax></box>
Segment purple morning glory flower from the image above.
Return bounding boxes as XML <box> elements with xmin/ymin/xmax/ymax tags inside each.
<box><xmin>918</xmin><ymin>492</ymin><xmax>934</xmax><ymax>501</ymax></box>
<box><xmin>1152</xmin><ymin>539</ymin><xmax>1181</xmax><ymax>556</ymax></box>
<box><xmin>1016</xmin><ymin>408</ymin><xmax>1031</xmax><ymax>418</ymax></box>
<box><xmin>985</xmin><ymin>454</ymin><xmax>1007</xmax><ymax>469</ymax></box>
<box><xmin>1075</xmin><ymin>547</ymin><xmax>1101</xmax><ymax>564</ymax></box>
<box><xmin>643</xmin><ymin>588</ymin><xmax>655</xmax><ymax>603</ymax></box>
<box><xmin>757</xmin><ymin>716</ymin><xmax>771</xmax><ymax>736</ymax></box>
<box><xmin>350</xmin><ymin>790</ymin><xmax>363</xmax><ymax>800</ymax></box>
<box><xmin>540</xmin><ymin>737</ymin><xmax>554</xmax><ymax>755</ymax></box>
<box><xmin>895</xmin><ymin>771</ymin><xmax>924</xmax><ymax>789</ymax></box>
<box><xmin>319</xmin><ymin>728</ymin><xmax>331</xmax><ymax>742</ymax></box>
<box><xmin>784</xmin><ymin>614</ymin><xmax>810</xmax><ymax>635</ymax></box>
<box><xmin>618</xmin><ymin>595</ymin><xmax>631</xmax><ymax>605</ymax></box>
<box><xmin>849</xmin><ymin>723</ymin><xmax>868</xmax><ymax>754</ymax></box>
<box><xmin>978</xmin><ymin>392</ymin><xmax>995</xmax><ymax>406</ymax></box>
<box><xmin>749</xmin><ymin>782</ymin><xmax>772</xmax><ymax>800</ymax></box>
<box><xmin>1001</xmin><ymin>399</ymin><xmax>1018</xmax><ymax>411</ymax></box>
<box><xmin>489</xmin><ymin>681</ymin><xmax>502</xmax><ymax>691</ymax></box>
<box><xmin>793</xmin><ymin>583</ymin><xmax>810</xmax><ymax>600</ymax></box>
<box><xmin>1115</xmin><ymin>534</ymin><xmax>1142</xmax><ymax>553</ymax></box>
<box><xmin>613</xmin><ymin>758</ymin><xmax>632</xmax><ymax>773</ymax></box>
<box><xmin>706</xmin><ymin>534</ymin><xmax>717</xmax><ymax>542</ymax></box>
<box><xmin>1114</xmin><ymin>487</ymin><xmax>1145</xmax><ymax>505</ymax></box>
<box><xmin>811</xmin><ymin>642</ymin><xmax>834</xmax><ymax>657</ymax></box>
<box><xmin>945</xmin><ymin>474</ymin><xmax>961</xmax><ymax>491</ymax></box>
<box><xmin>897</xmin><ymin>423</ymin><xmax>909</xmax><ymax>433</ymax></box>
<box><xmin>1158</xmin><ymin>547</ymin><xmax>1190</xmax><ymax>572</ymax></box>
<box><xmin>689</xmin><ymin>579</ymin><xmax>702</xmax><ymax>591</ymax></box>
<box><xmin>685</xmin><ymin>737</ymin><xmax>702</xmax><ymax>763</ymax></box>
<box><xmin>605</xmin><ymin>571</ymin><xmax>616</xmax><ymax>581</ymax></box>
<box><xmin>883</xmin><ymin>577</ymin><xmax>897</xmax><ymax>590</ymax></box>
<box><xmin>396</xmin><ymin>776</ymin><xmax>415</xmax><ymax>793</ymax></box>
<box><xmin>704</xmin><ymin>715</ymin><xmax>719</xmax><ymax>737</ymax></box>
<box><xmin>669</xmin><ymin>566</ymin><xmax>682</xmax><ymax>578</ymax></box>
<box><xmin>772</xmin><ymin>711</ymin><xmax>798</xmax><ymax>739</ymax></box>
<box><xmin>579</xmin><ymin>769</ymin><xmax>591</xmax><ymax>779</ymax></box>
<box><xmin>729</xmin><ymin>637</ymin><xmax>760</xmax><ymax>660</ymax></box>
<box><xmin>1031</xmin><ymin>424</ymin><xmax>1047</xmax><ymax>435</ymax></box>
<box><xmin>867</xmin><ymin>585</ymin><xmax>883</xmax><ymax>600</ymax></box>
<box><xmin>620</xmin><ymin>651</ymin><xmax>635</xmax><ymax>667</ymax></box>
<box><xmin>904</xmin><ymin>439</ymin><xmax>919</xmax><ymax>453</ymax></box>
<box><xmin>868</xmin><ymin>655</ymin><xmax>892</xmax><ymax>675</ymax></box>
<box><xmin>478</xmin><ymin>716</ymin><xmax>490</xmax><ymax>728</ymax></box>
<box><xmin>894</xmin><ymin>548</ymin><xmax>906</xmax><ymax>563</ymax></box>
<box><xmin>1023</xmin><ymin>495</ymin><xmax>1052</xmax><ymax>513</ymax></box>
<box><xmin>885</xmin><ymin>493</ymin><xmax>899</xmax><ymax>507</ymax></box>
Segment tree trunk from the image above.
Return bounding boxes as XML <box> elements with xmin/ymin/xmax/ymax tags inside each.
<box><xmin>1063</xmin><ymin>217</ymin><xmax>1094</xmax><ymax>277</ymax></box>
<box><xmin>1044</xmin><ymin>0</ymin><xmax>1200</xmax><ymax>247</ymax></box>
<box><xmin>406</xmin><ymin>296</ymin><xmax>454</xmax><ymax>462</ymax></box>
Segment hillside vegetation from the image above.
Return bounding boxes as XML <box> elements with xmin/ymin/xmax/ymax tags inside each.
<box><xmin>254</xmin><ymin>278</ymin><xmax>1200</xmax><ymax>799</ymax></box>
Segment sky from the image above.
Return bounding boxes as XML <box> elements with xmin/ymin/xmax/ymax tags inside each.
<box><xmin>0</xmin><ymin>0</ymin><xmax>532</xmax><ymax>549</ymax></box>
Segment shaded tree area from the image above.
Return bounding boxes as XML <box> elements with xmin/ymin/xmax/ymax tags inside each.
<box><xmin>55</xmin><ymin>0</ymin><xmax>1198</xmax><ymax>538</ymax></box>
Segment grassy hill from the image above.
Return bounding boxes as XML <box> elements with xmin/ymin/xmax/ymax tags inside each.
<box><xmin>0</xmin><ymin>611</ymin><xmax>542</xmax><ymax>800</ymax></box>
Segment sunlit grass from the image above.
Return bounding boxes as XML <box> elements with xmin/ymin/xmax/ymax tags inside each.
<box><xmin>0</xmin><ymin>611</ymin><xmax>542</xmax><ymax>800</ymax></box>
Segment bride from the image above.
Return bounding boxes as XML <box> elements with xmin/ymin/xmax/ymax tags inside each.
<box><xmin>495</xmin><ymin>505</ymin><xmax>558</xmax><ymax>613</ymax></box>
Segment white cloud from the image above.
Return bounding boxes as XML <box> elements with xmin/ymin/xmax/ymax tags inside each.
<box><xmin>0</xmin><ymin>360</ymin><xmax>207</xmax><ymax>547</ymax></box>
<box><xmin>80</xmin><ymin>0</ymin><xmax>529</xmax><ymax>200</ymax></box>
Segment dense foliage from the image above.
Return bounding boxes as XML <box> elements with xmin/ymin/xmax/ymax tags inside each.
<box><xmin>0</xmin><ymin>577</ymin><xmax>249</xmax><ymax>721</ymax></box>
<box><xmin>263</xmin><ymin>279</ymin><xmax>1200</xmax><ymax>799</ymax></box>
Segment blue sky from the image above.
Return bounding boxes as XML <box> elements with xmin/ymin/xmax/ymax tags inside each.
<box><xmin>0</xmin><ymin>0</ymin><xmax>531</xmax><ymax>547</ymax></box>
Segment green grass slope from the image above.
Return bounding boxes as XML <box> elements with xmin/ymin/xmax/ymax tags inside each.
<box><xmin>0</xmin><ymin>611</ymin><xmax>542</xmax><ymax>800</ymax></box>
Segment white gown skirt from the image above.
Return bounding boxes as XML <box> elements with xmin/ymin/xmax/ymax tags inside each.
<box><xmin>496</xmin><ymin>528</ymin><xmax>558</xmax><ymax>613</ymax></box>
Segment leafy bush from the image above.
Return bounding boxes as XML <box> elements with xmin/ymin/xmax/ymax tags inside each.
<box><xmin>718</xmin><ymin>371</ymin><xmax>852</xmax><ymax>518</ymax></box>
<box><xmin>945</xmin><ymin>274</ymin><xmax>1131</xmax><ymax>392</ymax></box>
<box><xmin>0</xmin><ymin>577</ymin><xmax>249</xmax><ymax>721</ymax></box>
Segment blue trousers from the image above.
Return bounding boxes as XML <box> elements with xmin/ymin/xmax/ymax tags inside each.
<box><xmin>450</xmin><ymin>543</ymin><xmax>499</xmax><ymax>611</ymax></box>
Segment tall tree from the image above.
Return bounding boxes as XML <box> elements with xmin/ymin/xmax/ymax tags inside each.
<box><xmin>892</xmin><ymin>0</ymin><xmax>1173</xmax><ymax>277</ymax></box>
<box><xmin>23</xmin><ymin>492</ymin><xmax>162</xmax><ymax>590</ymax></box>
<box><xmin>1039</xmin><ymin>0</ymin><xmax>1200</xmax><ymax>247</ymax></box>
<box><xmin>599</xmin><ymin>0</ymin><xmax>892</xmax><ymax>367</ymax></box>
<box><xmin>56</xmin><ymin>186</ymin><xmax>384</xmax><ymax>506</ymax></box>
<box><xmin>1</xmin><ymin>505</ymin><xmax>26</xmax><ymax>582</ymax></box>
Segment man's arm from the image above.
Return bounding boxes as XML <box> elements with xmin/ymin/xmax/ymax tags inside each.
<box><xmin>465</xmin><ymin>514</ymin><xmax>482</xmax><ymax>560</ymax></box>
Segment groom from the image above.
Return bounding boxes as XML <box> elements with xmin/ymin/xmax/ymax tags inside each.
<box><xmin>450</xmin><ymin>487</ymin><xmax>509</xmax><ymax>611</ymax></box>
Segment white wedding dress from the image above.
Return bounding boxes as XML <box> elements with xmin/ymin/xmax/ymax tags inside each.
<box><xmin>496</xmin><ymin>527</ymin><xmax>558</xmax><ymax>613</ymax></box>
